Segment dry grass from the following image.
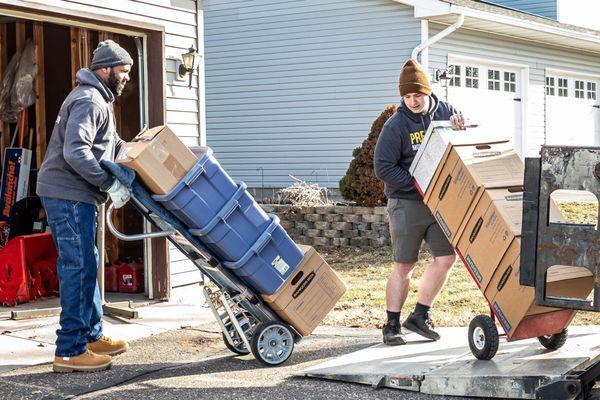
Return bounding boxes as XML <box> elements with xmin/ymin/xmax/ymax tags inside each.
<box><xmin>555</xmin><ymin>201</ymin><xmax>598</xmax><ymax>226</ymax></box>
<box><xmin>323</xmin><ymin>245</ymin><xmax>600</xmax><ymax>329</ymax></box>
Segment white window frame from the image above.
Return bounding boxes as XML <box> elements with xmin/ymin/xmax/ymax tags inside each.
<box><xmin>546</xmin><ymin>68</ymin><xmax>600</xmax><ymax>102</ymax></box>
<box><xmin>546</xmin><ymin>76</ymin><xmax>556</xmax><ymax>96</ymax></box>
<box><xmin>447</xmin><ymin>54</ymin><xmax>528</xmax><ymax>157</ymax></box>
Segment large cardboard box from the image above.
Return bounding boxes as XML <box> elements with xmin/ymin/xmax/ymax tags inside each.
<box><xmin>261</xmin><ymin>245</ymin><xmax>346</xmax><ymax>336</ymax></box>
<box><xmin>424</xmin><ymin>143</ymin><xmax>523</xmax><ymax>244</ymax></box>
<box><xmin>455</xmin><ymin>188</ymin><xmax>524</xmax><ymax>289</ymax></box>
<box><xmin>116</xmin><ymin>125</ymin><xmax>197</xmax><ymax>195</ymax></box>
<box><xmin>485</xmin><ymin>237</ymin><xmax>594</xmax><ymax>335</ymax></box>
<box><xmin>409</xmin><ymin>121</ymin><xmax>510</xmax><ymax>195</ymax></box>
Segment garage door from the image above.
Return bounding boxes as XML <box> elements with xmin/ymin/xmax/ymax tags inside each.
<box><xmin>446</xmin><ymin>62</ymin><xmax>523</xmax><ymax>155</ymax></box>
<box><xmin>545</xmin><ymin>73</ymin><xmax>600</xmax><ymax>146</ymax></box>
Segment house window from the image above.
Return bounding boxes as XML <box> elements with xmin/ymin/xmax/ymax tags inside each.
<box><xmin>465</xmin><ymin>66</ymin><xmax>479</xmax><ymax>89</ymax></box>
<box><xmin>575</xmin><ymin>80</ymin><xmax>585</xmax><ymax>99</ymax></box>
<box><xmin>488</xmin><ymin>69</ymin><xmax>500</xmax><ymax>91</ymax></box>
<box><xmin>504</xmin><ymin>72</ymin><xmax>516</xmax><ymax>92</ymax></box>
<box><xmin>448</xmin><ymin>64</ymin><xmax>461</xmax><ymax>87</ymax></box>
<box><xmin>546</xmin><ymin>77</ymin><xmax>555</xmax><ymax>96</ymax></box>
<box><xmin>558</xmin><ymin>78</ymin><xmax>568</xmax><ymax>97</ymax></box>
<box><xmin>587</xmin><ymin>82</ymin><xmax>597</xmax><ymax>100</ymax></box>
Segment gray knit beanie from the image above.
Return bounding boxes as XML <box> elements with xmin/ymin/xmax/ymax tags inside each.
<box><xmin>90</xmin><ymin>40</ymin><xmax>133</xmax><ymax>70</ymax></box>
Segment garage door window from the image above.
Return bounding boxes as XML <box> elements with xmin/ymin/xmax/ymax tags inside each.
<box><xmin>587</xmin><ymin>82</ymin><xmax>597</xmax><ymax>100</ymax></box>
<box><xmin>488</xmin><ymin>69</ymin><xmax>500</xmax><ymax>90</ymax></box>
<box><xmin>558</xmin><ymin>78</ymin><xmax>568</xmax><ymax>97</ymax></box>
<box><xmin>546</xmin><ymin>77</ymin><xmax>555</xmax><ymax>96</ymax></box>
<box><xmin>466</xmin><ymin>66</ymin><xmax>479</xmax><ymax>88</ymax></box>
<box><xmin>448</xmin><ymin>63</ymin><xmax>519</xmax><ymax>95</ymax></box>
<box><xmin>575</xmin><ymin>80</ymin><xmax>585</xmax><ymax>99</ymax></box>
<box><xmin>504</xmin><ymin>72</ymin><xmax>516</xmax><ymax>92</ymax></box>
<box><xmin>448</xmin><ymin>65</ymin><xmax>460</xmax><ymax>87</ymax></box>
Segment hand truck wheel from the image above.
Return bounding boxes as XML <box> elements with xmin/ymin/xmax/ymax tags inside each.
<box><xmin>222</xmin><ymin>311</ymin><xmax>258</xmax><ymax>356</ymax></box>
<box><xmin>250</xmin><ymin>321</ymin><xmax>294</xmax><ymax>366</ymax></box>
<box><xmin>468</xmin><ymin>314</ymin><xmax>499</xmax><ymax>360</ymax></box>
<box><xmin>538</xmin><ymin>328</ymin><xmax>568</xmax><ymax>350</ymax></box>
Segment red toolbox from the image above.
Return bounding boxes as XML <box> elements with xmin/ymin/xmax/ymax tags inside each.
<box><xmin>0</xmin><ymin>233</ymin><xmax>58</xmax><ymax>306</ymax></box>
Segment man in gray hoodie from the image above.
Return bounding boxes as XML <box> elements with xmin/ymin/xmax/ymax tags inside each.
<box><xmin>37</xmin><ymin>40</ymin><xmax>133</xmax><ymax>373</ymax></box>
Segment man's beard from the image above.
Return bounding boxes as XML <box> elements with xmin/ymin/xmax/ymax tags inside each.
<box><xmin>108</xmin><ymin>70</ymin><xmax>126</xmax><ymax>96</ymax></box>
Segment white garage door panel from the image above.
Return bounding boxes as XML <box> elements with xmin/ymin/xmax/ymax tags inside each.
<box><xmin>446</xmin><ymin>63</ymin><xmax>522</xmax><ymax>155</ymax></box>
<box><xmin>545</xmin><ymin>74</ymin><xmax>600</xmax><ymax>146</ymax></box>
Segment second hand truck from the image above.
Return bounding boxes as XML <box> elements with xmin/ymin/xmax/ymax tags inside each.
<box><xmin>100</xmin><ymin>160</ymin><xmax>299</xmax><ymax>367</ymax></box>
<box><xmin>464</xmin><ymin>145</ymin><xmax>600</xmax><ymax>400</ymax></box>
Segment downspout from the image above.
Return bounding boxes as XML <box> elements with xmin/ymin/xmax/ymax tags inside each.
<box><xmin>411</xmin><ymin>13</ymin><xmax>465</xmax><ymax>67</ymax></box>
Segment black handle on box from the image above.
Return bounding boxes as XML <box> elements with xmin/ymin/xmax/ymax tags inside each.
<box><xmin>291</xmin><ymin>271</ymin><xmax>304</xmax><ymax>286</ymax></box>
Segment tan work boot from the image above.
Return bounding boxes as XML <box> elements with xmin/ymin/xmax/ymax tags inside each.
<box><xmin>88</xmin><ymin>336</ymin><xmax>129</xmax><ymax>356</ymax></box>
<box><xmin>53</xmin><ymin>350</ymin><xmax>112</xmax><ymax>373</ymax></box>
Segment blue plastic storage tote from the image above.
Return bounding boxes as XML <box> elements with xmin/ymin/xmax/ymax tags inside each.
<box><xmin>222</xmin><ymin>215</ymin><xmax>303</xmax><ymax>295</ymax></box>
<box><xmin>152</xmin><ymin>147</ymin><xmax>238</xmax><ymax>229</ymax></box>
<box><xmin>188</xmin><ymin>181</ymin><xmax>271</xmax><ymax>262</ymax></box>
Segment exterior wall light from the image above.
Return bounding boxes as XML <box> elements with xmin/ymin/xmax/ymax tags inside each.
<box><xmin>178</xmin><ymin>45</ymin><xmax>200</xmax><ymax>88</ymax></box>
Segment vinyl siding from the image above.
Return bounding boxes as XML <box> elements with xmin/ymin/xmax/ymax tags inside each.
<box><xmin>485</xmin><ymin>0</ymin><xmax>557</xmax><ymax>19</ymax></box>
<box><xmin>56</xmin><ymin>0</ymin><xmax>204</xmax><ymax>288</ymax></box>
<box><xmin>204</xmin><ymin>0</ymin><xmax>420</xmax><ymax>189</ymax></box>
<box><xmin>428</xmin><ymin>23</ymin><xmax>600</xmax><ymax>156</ymax></box>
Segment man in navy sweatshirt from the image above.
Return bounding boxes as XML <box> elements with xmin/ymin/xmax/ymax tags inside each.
<box><xmin>37</xmin><ymin>40</ymin><xmax>133</xmax><ymax>372</ymax></box>
<box><xmin>374</xmin><ymin>59</ymin><xmax>465</xmax><ymax>346</ymax></box>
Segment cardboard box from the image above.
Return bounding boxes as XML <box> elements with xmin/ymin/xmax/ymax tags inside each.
<box><xmin>485</xmin><ymin>237</ymin><xmax>594</xmax><ymax>335</ymax></box>
<box><xmin>115</xmin><ymin>125</ymin><xmax>197</xmax><ymax>195</ymax></box>
<box><xmin>456</xmin><ymin>188</ymin><xmax>524</xmax><ymax>289</ymax></box>
<box><xmin>424</xmin><ymin>143</ymin><xmax>523</xmax><ymax>244</ymax></box>
<box><xmin>0</xmin><ymin>148</ymin><xmax>31</xmax><ymax>222</ymax></box>
<box><xmin>409</xmin><ymin>121</ymin><xmax>510</xmax><ymax>195</ymax></box>
<box><xmin>261</xmin><ymin>245</ymin><xmax>346</xmax><ymax>336</ymax></box>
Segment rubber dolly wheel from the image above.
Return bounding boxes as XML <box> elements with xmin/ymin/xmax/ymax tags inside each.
<box><xmin>538</xmin><ymin>328</ymin><xmax>568</xmax><ymax>350</ymax></box>
<box><xmin>468</xmin><ymin>314</ymin><xmax>499</xmax><ymax>360</ymax></box>
<box><xmin>222</xmin><ymin>332</ymin><xmax>250</xmax><ymax>355</ymax></box>
<box><xmin>222</xmin><ymin>311</ymin><xmax>258</xmax><ymax>355</ymax></box>
<box><xmin>250</xmin><ymin>321</ymin><xmax>294</xmax><ymax>366</ymax></box>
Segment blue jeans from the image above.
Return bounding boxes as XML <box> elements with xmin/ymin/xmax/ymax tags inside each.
<box><xmin>41</xmin><ymin>197</ymin><xmax>103</xmax><ymax>357</ymax></box>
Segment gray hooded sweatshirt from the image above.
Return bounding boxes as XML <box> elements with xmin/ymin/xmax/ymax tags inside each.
<box><xmin>37</xmin><ymin>68</ymin><xmax>124</xmax><ymax>205</ymax></box>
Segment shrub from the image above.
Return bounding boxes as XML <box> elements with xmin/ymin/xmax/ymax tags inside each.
<box><xmin>339</xmin><ymin>104</ymin><xmax>396</xmax><ymax>207</ymax></box>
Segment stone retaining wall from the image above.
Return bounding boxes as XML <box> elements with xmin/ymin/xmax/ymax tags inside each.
<box><xmin>261</xmin><ymin>205</ymin><xmax>390</xmax><ymax>248</ymax></box>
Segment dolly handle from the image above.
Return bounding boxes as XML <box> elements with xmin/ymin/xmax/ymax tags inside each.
<box><xmin>106</xmin><ymin>203</ymin><xmax>175</xmax><ymax>241</ymax></box>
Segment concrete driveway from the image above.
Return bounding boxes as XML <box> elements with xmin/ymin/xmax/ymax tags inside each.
<box><xmin>0</xmin><ymin>324</ymin><xmax>468</xmax><ymax>400</ymax></box>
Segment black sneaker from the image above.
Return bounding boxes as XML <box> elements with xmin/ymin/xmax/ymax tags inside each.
<box><xmin>402</xmin><ymin>312</ymin><xmax>440</xmax><ymax>341</ymax></box>
<box><xmin>382</xmin><ymin>321</ymin><xmax>406</xmax><ymax>346</ymax></box>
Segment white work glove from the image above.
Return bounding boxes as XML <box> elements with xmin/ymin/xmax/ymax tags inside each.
<box><xmin>105</xmin><ymin>179</ymin><xmax>131</xmax><ymax>209</ymax></box>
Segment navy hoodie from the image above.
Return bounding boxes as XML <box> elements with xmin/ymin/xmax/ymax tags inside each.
<box><xmin>374</xmin><ymin>93</ymin><xmax>458</xmax><ymax>200</ymax></box>
<box><xmin>37</xmin><ymin>68</ymin><xmax>125</xmax><ymax>205</ymax></box>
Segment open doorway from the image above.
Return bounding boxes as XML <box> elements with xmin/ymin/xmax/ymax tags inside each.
<box><xmin>0</xmin><ymin>17</ymin><xmax>156</xmax><ymax>317</ymax></box>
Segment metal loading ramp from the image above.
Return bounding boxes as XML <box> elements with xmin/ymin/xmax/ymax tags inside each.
<box><xmin>299</xmin><ymin>326</ymin><xmax>600</xmax><ymax>399</ymax></box>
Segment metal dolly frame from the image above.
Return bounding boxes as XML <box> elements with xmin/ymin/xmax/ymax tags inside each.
<box><xmin>101</xmin><ymin>161</ymin><xmax>300</xmax><ymax>366</ymax></box>
<box><xmin>461</xmin><ymin>145</ymin><xmax>600</xmax><ymax>399</ymax></box>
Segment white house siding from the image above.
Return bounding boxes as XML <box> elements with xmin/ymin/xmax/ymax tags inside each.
<box><xmin>428</xmin><ymin>23</ymin><xmax>600</xmax><ymax>157</ymax></box>
<box><xmin>486</xmin><ymin>0</ymin><xmax>557</xmax><ymax>19</ymax></box>
<box><xmin>203</xmin><ymin>0</ymin><xmax>421</xmax><ymax>190</ymax></box>
<box><xmin>50</xmin><ymin>0</ymin><xmax>204</xmax><ymax>287</ymax></box>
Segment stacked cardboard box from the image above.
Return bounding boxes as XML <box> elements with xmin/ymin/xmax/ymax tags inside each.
<box><xmin>116</xmin><ymin>125</ymin><xmax>197</xmax><ymax>195</ymax></box>
<box><xmin>261</xmin><ymin>245</ymin><xmax>346</xmax><ymax>336</ymax></box>
<box><xmin>411</xmin><ymin>122</ymin><xmax>594</xmax><ymax>338</ymax></box>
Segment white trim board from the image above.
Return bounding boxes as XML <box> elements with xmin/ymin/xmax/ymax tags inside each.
<box><xmin>546</xmin><ymin>68</ymin><xmax>600</xmax><ymax>80</ymax></box>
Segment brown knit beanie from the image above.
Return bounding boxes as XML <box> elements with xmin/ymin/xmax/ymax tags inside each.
<box><xmin>398</xmin><ymin>59</ymin><xmax>432</xmax><ymax>96</ymax></box>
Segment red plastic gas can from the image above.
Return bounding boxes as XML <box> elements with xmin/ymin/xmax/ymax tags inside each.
<box><xmin>104</xmin><ymin>259</ymin><xmax>120</xmax><ymax>292</ymax></box>
<box><xmin>118</xmin><ymin>257</ymin><xmax>144</xmax><ymax>293</ymax></box>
